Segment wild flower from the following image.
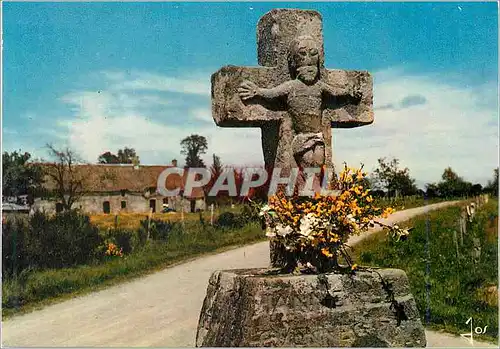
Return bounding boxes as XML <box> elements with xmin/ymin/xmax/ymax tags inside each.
<box><xmin>104</xmin><ymin>241</ymin><xmax>124</xmax><ymax>257</ymax></box>
<box><xmin>258</xmin><ymin>164</ymin><xmax>410</xmax><ymax>272</ymax></box>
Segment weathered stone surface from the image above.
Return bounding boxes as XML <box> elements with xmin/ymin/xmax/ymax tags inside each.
<box><xmin>210</xmin><ymin>8</ymin><xmax>374</xmax><ymax>268</ymax></box>
<box><xmin>196</xmin><ymin>268</ymin><xmax>426</xmax><ymax>347</ymax></box>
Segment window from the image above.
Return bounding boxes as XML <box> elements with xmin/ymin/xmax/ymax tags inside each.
<box><xmin>163</xmin><ymin>198</ymin><xmax>168</xmax><ymax>204</ymax></box>
<box><xmin>121</xmin><ymin>201</ymin><xmax>127</xmax><ymax>209</ymax></box>
<box><xmin>149</xmin><ymin>199</ymin><xmax>156</xmax><ymax>213</ymax></box>
<box><xmin>103</xmin><ymin>201</ymin><xmax>111</xmax><ymax>214</ymax></box>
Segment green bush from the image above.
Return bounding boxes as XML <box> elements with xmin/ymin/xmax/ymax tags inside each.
<box><xmin>138</xmin><ymin>218</ymin><xmax>180</xmax><ymax>241</ymax></box>
<box><xmin>215</xmin><ymin>211</ymin><xmax>244</xmax><ymax>229</ymax></box>
<box><xmin>2</xmin><ymin>217</ymin><xmax>29</xmax><ymax>277</ymax></box>
<box><xmin>28</xmin><ymin>211</ymin><xmax>102</xmax><ymax>269</ymax></box>
<box><xmin>101</xmin><ymin>229</ymin><xmax>135</xmax><ymax>254</ymax></box>
<box><xmin>2</xmin><ymin>210</ymin><xmax>102</xmax><ymax>276</ymax></box>
<box><xmin>239</xmin><ymin>203</ymin><xmax>262</xmax><ymax>224</ymax></box>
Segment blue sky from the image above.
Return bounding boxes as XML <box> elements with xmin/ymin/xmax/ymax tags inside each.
<box><xmin>3</xmin><ymin>2</ymin><xmax>498</xmax><ymax>187</ymax></box>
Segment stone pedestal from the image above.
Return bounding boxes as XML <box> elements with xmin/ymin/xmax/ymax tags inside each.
<box><xmin>196</xmin><ymin>268</ymin><xmax>426</xmax><ymax>347</ymax></box>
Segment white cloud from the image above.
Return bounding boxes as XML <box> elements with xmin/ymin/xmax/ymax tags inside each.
<box><xmin>334</xmin><ymin>73</ymin><xmax>498</xmax><ymax>185</ymax></box>
<box><xmin>52</xmin><ymin>68</ymin><xmax>497</xmax><ymax>186</ymax></box>
<box><xmin>105</xmin><ymin>70</ymin><xmax>210</xmax><ymax>96</ymax></box>
<box><xmin>55</xmin><ymin>72</ymin><xmax>262</xmax><ymax>166</ymax></box>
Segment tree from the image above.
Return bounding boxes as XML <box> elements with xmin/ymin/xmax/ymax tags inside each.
<box><xmin>2</xmin><ymin>151</ymin><xmax>43</xmax><ymax>203</ymax></box>
<box><xmin>98</xmin><ymin>147</ymin><xmax>139</xmax><ymax>164</ymax></box>
<box><xmin>470</xmin><ymin>183</ymin><xmax>483</xmax><ymax>196</ymax></box>
<box><xmin>180</xmin><ymin>134</ymin><xmax>208</xmax><ymax>168</ymax></box>
<box><xmin>437</xmin><ymin>167</ymin><xmax>473</xmax><ymax>198</ymax></box>
<box><xmin>45</xmin><ymin>144</ymin><xmax>87</xmax><ymax>211</ymax></box>
<box><xmin>206</xmin><ymin>154</ymin><xmax>224</xmax><ymax>204</ymax></box>
<box><xmin>98</xmin><ymin>151</ymin><xmax>120</xmax><ymax>164</ymax></box>
<box><xmin>425</xmin><ymin>183</ymin><xmax>439</xmax><ymax>198</ymax></box>
<box><xmin>372</xmin><ymin>157</ymin><xmax>417</xmax><ymax>197</ymax></box>
<box><xmin>485</xmin><ymin>168</ymin><xmax>499</xmax><ymax>196</ymax></box>
<box><xmin>210</xmin><ymin>154</ymin><xmax>224</xmax><ymax>180</ymax></box>
<box><xmin>117</xmin><ymin>147</ymin><xmax>139</xmax><ymax>164</ymax></box>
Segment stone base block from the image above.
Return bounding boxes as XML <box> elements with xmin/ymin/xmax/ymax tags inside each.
<box><xmin>196</xmin><ymin>268</ymin><xmax>426</xmax><ymax>347</ymax></box>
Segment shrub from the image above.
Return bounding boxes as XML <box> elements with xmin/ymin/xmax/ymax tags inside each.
<box><xmin>27</xmin><ymin>210</ymin><xmax>102</xmax><ymax>270</ymax></box>
<box><xmin>2</xmin><ymin>210</ymin><xmax>102</xmax><ymax>277</ymax></box>
<box><xmin>138</xmin><ymin>218</ymin><xmax>180</xmax><ymax>241</ymax></box>
<box><xmin>101</xmin><ymin>229</ymin><xmax>134</xmax><ymax>255</ymax></box>
<box><xmin>2</xmin><ymin>217</ymin><xmax>29</xmax><ymax>278</ymax></box>
<box><xmin>239</xmin><ymin>203</ymin><xmax>261</xmax><ymax>224</ymax></box>
<box><xmin>215</xmin><ymin>211</ymin><xmax>244</xmax><ymax>229</ymax></box>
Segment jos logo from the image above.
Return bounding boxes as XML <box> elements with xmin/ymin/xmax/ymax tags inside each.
<box><xmin>460</xmin><ymin>317</ymin><xmax>488</xmax><ymax>345</ymax></box>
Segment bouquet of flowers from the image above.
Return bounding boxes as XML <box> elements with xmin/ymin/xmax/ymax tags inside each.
<box><xmin>259</xmin><ymin>165</ymin><xmax>410</xmax><ymax>273</ymax></box>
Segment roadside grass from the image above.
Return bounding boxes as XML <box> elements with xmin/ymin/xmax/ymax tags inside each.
<box><xmin>351</xmin><ymin>199</ymin><xmax>498</xmax><ymax>342</ymax></box>
<box><xmin>374</xmin><ymin>196</ymin><xmax>448</xmax><ymax>211</ymax></box>
<box><xmin>2</xmin><ymin>222</ymin><xmax>266</xmax><ymax>319</ymax></box>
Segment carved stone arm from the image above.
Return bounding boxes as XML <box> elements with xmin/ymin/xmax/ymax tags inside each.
<box><xmin>238</xmin><ymin>80</ymin><xmax>291</xmax><ymax>101</ymax></box>
<box><xmin>320</xmin><ymin>81</ymin><xmax>362</xmax><ymax>102</ymax></box>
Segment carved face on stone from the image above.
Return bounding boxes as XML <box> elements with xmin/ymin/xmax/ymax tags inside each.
<box><xmin>288</xmin><ymin>36</ymin><xmax>320</xmax><ymax>84</ymax></box>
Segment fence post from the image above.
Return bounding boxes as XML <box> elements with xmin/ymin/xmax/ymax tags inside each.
<box><xmin>459</xmin><ymin>207</ymin><xmax>467</xmax><ymax>244</ymax></box>
<box><xmin>472</xmin><ymin>237</ymin><xmax>481</xmax><ymax>264</ymax></box>
<box><xmin>147</xmin><ymin>208</ymin><xmax>152</xmax><ymax>240</ymax></box>
<box><xmin>181</xmin><ymin>203</ymin><xmax>185</xmax><ymax>230</ymax></box>
<box><xmin>452</xmin><ymin>229</ymin><xmax>460</xmax><ymax>258</ymax></box>
<box><xmin>210</xmin><ymin>203</ymin><xmax>214</xmax><ymax>225</ymax></box>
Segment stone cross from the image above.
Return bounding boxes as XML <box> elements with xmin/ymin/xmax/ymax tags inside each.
<box><xmin>211</xmin><ymin>9</ymin><xmax>374</xmax><ymax>268</ymax></box>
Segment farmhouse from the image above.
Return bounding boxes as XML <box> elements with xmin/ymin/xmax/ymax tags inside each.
<box><xmin>32</xmin><ymin>161</ymin><xmax>206</xmax><ymax>215</ymax></box>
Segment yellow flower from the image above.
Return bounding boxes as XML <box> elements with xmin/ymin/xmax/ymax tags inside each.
<box><xmin>321</xmin><ymin>248</ymin><xmax>333</xmax><ymax>258</ymax></box>
<box><xmin>381</xmin><ymin>207</ymin><xmax>395</xmax><ymax>218</ymax></box>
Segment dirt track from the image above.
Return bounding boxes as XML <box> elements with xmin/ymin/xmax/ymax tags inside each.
<box><xmin>2</xmin><ymin>200</ymin><xmax>496</xmax><ymax>347</ymax></box>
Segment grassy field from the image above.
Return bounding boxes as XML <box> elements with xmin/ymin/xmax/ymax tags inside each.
<box><xmin>375</xmin><ymin>196</ymin><xmax>448</xmax><ymax>211</ymax></box>
<box><xmin>89</xmin><ymin>197</ymin><xmax>447</xmax><ymax>230</ymax></box>
<box><xmin>89</xmin><ymin>208</ymin><xmax>234</xmax><ymax>230</ymax></box>
<box><xmin>2</xmin><ymin>221</ymin><xmax>265</xmax><ymax>319</ymax></box>
<box><xmin>352</xmin><ymin>199</ymin><xmax>498</xmax><ymax>342</ymax></box>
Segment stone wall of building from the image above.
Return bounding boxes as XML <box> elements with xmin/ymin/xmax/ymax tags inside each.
<box><xmin>32</xmin><ymin>193</ymin><xmax>206</xmax><ymax>215</ymax></box>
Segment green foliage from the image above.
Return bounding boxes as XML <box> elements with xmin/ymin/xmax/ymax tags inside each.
<box><xmin>372</xmin><ymin>157</ymin><xmax>418</xmax><ymax>197</ymax></box>
<box><xmin>138</xmin><ymin>218</ymin><xmax>181</xmax><ymax>241</ymax></box>
<box><xmin>180</xmin><ymin>134</ymin><xmax>208</xmax><ymax>168</ymax></box>
<box><xmin>426</xmin><ymin>167</ymin><xmax>484</xmax><ymax>199</ymax></box>
<box><xmin>2</xmin><ymin>217</ymin><xmax>29</xmax><ymax>277</ymax></box>
<box><xmin>98</xmin><ymin>147</ymin><xmax>139</xmax><ymax>164</ymax></box>
<box><xmin>485</xmin><ymin>168</ymin><xmax>499</xmax><ymax>197</ymax></box>
<box><xmin>354</xmin><ymin>201</ymin><xmax>498</xmax><ymax>340</ymax></box>
<box><xmin>2</xmin><ymin>211</ymin><xmax>102</xmax><ymax>277</ymax></box>
<box><xmin>101</xmin><ymin>229</ymin><xmax>134</xmax><ymax>254</ymax></box>
<box><xmin>215</xmin><ymin>212</ymin><xmax>244</xmax><ymax>229</ymax></box>
<box><xmin>2</xmin><ymin>151</ymin><xmax>43</xmax><ymax>200</ymax></box>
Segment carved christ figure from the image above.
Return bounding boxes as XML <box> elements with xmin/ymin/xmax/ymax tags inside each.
<box><xmin>238</xmin><ymin>36</ymin><xmax>362</xmax><ymax>173</ymax></box>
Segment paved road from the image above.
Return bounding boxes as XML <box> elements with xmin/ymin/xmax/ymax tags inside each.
<box><xmin>2</xmin><ymin>201</ymin><xmax>496</xmax><ymax>347</ymax></box>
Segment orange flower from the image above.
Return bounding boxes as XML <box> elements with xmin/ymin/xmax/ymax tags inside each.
<box><xmin>321</xmin><ymin>248</ymin><xmax>333</xmax><ymax>258</ymax></box>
